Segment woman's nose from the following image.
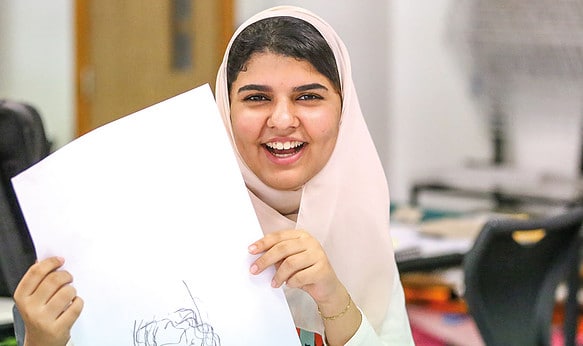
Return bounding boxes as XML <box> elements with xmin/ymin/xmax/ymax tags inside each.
<box><xmin>267</xmin><ymin>99</ymin><xmax>299</xmax><ymax>129</ymax></box>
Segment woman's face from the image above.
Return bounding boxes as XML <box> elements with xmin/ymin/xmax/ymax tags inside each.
<box><xmin>229</xmin><ymin>52</ymin><xmax>342</xmax><ymax>191</ymax></box>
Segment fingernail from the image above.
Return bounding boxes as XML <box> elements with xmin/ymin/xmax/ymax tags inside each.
<box><xmin>271</xmin><ymin>279</ymin><xmax>278</xmax><ymax>288</ymax></box>
<box><xmin>248</xmin><ymin>244</ymin><xmax>257</xmax><ymax>253</ymax></box>
<box><xmin>250</xmin><ymin>264</ymin><xmax>259</xmax><ymax>274</ymax></box>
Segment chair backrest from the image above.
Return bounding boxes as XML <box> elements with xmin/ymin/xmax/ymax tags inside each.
<box><xmin>463</xmin><ymin>207</ymin><xmax>583</xmax><ymax>346</ymax></box>
<box><xmin>0</xmin><ymin>100</ymin><xmax>51</xmax><ymax>296</ymax></box>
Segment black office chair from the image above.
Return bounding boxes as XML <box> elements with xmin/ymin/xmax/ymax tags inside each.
<box><xmin>0</xmin><ymin>100</ymin><xmax>51</xmax><ymax>297</ymax></box>
<box><xmin>463</xmin><ymin>207</ymin><xmax>583</xmax><ymax>346</ymax></box>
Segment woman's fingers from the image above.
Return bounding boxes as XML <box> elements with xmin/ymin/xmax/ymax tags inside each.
<box><xmin>15</xmin><ymin>256</ymin><xmax>77</xmax><ymax>322</ymax></box>
<box><xmin>253</xmin><ymin>240</ymin><xmax>307</xmax><ymax>275</ymax></box>
<box><xmin>249</xmin><ymin>230</ymin><xmax>309</xmax><ymax>274</ymax></box>
<box><xmin>34</xmin><ymin>270</ymin><xmax>74</xmax><ymax>308</ymax></box>
<box><xmin>271</xmin><ymin>251</ymin><xmax>320</xmax><ymax>288</ymax></box>
<box><xmin>13</xmin><ymin>256</ymin><xmax>83</xmax><ymax>346</ymax></box>
<box><xmin>14</xmin><ymin>257</ymin><xmax>65</xmax><ymax>299</ymax></box>
<box><xmin>284</xmin><ymin>261</ymin><xmax>322</xmax><ymax>289</ymax></box>
<box><xmin>249</xmin><ymin>229</ymin><xmax>310</xmax><ymax>253</ymax></box>
<box><xmin>56</xmin><ymin>295</ymin><xmax>84</xmax><ymax>331</ymax></box>
<box><xmin>249</xmin><ymin>230</ymin><xmax>337</xmax><ymax>292</ymax></box>
<box><xmin>45</xmin><ymin>283</ymin><xmax>77</xmax><ymax>315</ymax></box>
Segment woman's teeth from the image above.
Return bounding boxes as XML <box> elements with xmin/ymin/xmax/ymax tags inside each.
<box><xmin>265</xmin><ymin>141</ymin><xmax>304</xmax><ymax>150</ymax></box>
<box><xmin>264</xmin><ymin>141</ymin><xmax>305</xmax><ymax>157</ymax></box>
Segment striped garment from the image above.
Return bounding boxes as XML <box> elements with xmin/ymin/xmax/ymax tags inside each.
<box><xmin>297</xmin><ymin>328</ymin><xmax>324</xmax><ymax>346</ymax></box>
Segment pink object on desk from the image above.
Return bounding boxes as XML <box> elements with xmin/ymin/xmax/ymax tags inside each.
<box><xmin>407</xmin><ymin>305</ymin><xmax>484</xmax><ymax>346</ymax></box>
<box><xmin>409</xmin><ymin>305</ymin><xmax>583</xmax><ymax>346</ymax></box>
<box><xmin>551</xmin><ymin>326</ymin><xmax>583</xmax><ymax>346</ymax></box>
<box><xmin>411</xmin><ymin>325</ymin><xmax>446</xmax><ymax>346</ymax></box>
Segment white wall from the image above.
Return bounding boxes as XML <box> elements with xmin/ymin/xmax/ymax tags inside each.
<box><xmin>506</xmin><ymin>77</ymin><xmax>582</xmax><ymax>178</ymax></box>
<box><xmin>388</xmin><ymin>0</ymin><xmax>491</xmax><ymax>202</ymax></box>
<box><xmin>388</xmin><ymin>0</ymin><xmax>583</xmax><ymax>204</ymax></box>
<box><xmin>0</xmin><ymin>0</ymin><xmax>74</xmax><ymax>149</ymax></box>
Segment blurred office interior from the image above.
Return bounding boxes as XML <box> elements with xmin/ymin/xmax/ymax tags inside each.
<box><xmin>2</xmin><ymin>0</ymin><xmax>581</xmax><ymax>210</ymax></box>
<box><xmin>2</xmin><ymin>1</ymin><xmax>583</xmax><ymax>344</ymax></box>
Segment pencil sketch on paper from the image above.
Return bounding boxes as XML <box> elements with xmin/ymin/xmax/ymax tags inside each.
<box><xmin>133</xmin><ymin>281</ymin><xmax>221</xmax><ymax>346</ymax></box>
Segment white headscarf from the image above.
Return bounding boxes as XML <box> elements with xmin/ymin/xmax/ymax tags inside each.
<box><xmin>215</xmin><ymin>6</ymin><xmax>395</xmax><ymax>335</ymax></box>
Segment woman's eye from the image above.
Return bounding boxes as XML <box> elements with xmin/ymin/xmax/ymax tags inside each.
<box><xmin>244</xmin><ymin>94</ymin><xmax>269</xmax><ymax>102</ymax></box>
<box><xmin>297</xmin><ymin>94</ymin><xmax>323</xmax><ymax>101</ymax></box>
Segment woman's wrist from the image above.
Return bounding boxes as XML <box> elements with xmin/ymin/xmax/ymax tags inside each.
<box><xmin>319</xmin><ymin>294</ymin><xmax>363</xmax><ymax>346</ymax></box>
<box><xmin>318</xmin><ymin>293</ymin><xmax>352</xmax><ymax>321</ymax></box>
<box><xmin>316</xmin><ymin>286</ymin><xmax>352</xmax><ymax>319</ymax></box>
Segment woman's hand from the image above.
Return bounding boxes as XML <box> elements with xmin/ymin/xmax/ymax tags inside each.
<box><xmin>13</xmin><ymin>256</ymin><xmax>83</xmax><ymax>346</ymax></box>
<box><xmin>248</xmin><ymin>229</ymin><xmax>345</xmax><ymax>307</ymax></box>
<box><xmin>248</xmin><ymin>230</ymin><xmax>362</xmax><ymax>345</ymax></box>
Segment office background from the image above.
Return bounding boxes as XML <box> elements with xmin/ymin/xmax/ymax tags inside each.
<box><xmin>0</xmin><ymin>0</ymin><xmax>581</xmax><ymax>204</ymax></box>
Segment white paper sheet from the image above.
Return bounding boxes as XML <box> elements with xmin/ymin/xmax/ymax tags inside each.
<box><xmin>12</xmin><ymin>84</ymin><xmax>300</xmax><ymax>346</ymax></box>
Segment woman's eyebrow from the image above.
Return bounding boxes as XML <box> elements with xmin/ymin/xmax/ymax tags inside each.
<box><xmin>294</xmin><ymin>83</ymin><xmax>328</xmax><ymax>92</ymax></box>
<box><xmin>237</xmin><ymin>84</ymin><xmax>271</xmax><ymax>93</ymax></box>
<box><xmin>237</xmin><ymin>83</ymin><xmax>328</xmax><ymax>94</ymax></box>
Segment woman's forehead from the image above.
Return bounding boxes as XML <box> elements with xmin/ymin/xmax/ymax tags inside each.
<box><xmin>236</xmin><ymin>53</ymin><xmax>319</xmax><ymax>79</ymax></box>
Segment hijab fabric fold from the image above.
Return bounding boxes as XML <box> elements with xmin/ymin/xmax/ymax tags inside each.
<box><xmin>215</xmin><ymin>6</ymin><xmax>396</xmax><ymax>335</ymax></box>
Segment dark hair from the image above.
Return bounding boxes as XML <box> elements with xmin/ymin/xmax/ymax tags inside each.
<box><xmin>227</xmin><ymin>16</ymin><xmax>341</xmax><ymax>96</ymax></box>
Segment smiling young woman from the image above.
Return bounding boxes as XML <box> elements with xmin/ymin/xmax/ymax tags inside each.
<box><xmin>216</xmin><ymin>7</ymin><xmax>414</xmax><ymax>346</ymax></box>
<box><xmin>229</xmin><ymin>52</ymin><xmax>342</xmax><ymax>191</ymax></box>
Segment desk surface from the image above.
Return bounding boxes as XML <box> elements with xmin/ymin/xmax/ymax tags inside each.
<box><xmin>392</xmin><ymin>220</ymin><xmax>475</xmax><ymax>272</ymax></box>
<box><xmin>0</xmin><ymin>297</ymin><xmax>13</xmax><ymax>326</ymax></box>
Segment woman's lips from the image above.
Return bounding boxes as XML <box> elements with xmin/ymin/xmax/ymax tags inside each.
<box><xmin>263</xmin><ymin>140</ymin><xmax>306</xmax><ymax>164</ymax></box>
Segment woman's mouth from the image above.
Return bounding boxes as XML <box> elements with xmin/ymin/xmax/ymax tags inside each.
<box><xmin>263</xmin><ymin>141</ymin><xmax>305</xmax><ymax>158</ymax></box>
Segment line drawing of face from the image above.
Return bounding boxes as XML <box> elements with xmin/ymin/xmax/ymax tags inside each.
<box><xmin>229</xmin><ymin>52</ymin><xmax>342</xmax><ymax>191</ymax></box>
<box><xmin>133</xmin><ymin>281</ymin><xmax>221</xmax><ymax>346</ymax></box>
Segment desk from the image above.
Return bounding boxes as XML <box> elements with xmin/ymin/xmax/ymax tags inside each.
<box><xmin>393</xmin><ymin>219</ymin><xmax>477</xmax><ymax>344</ymax></box>
<box><xmin>391</xmin><ymin>220</ymin><xmax>476</xmax><ymax>273</ymax></box>
<box><xmin>392</xmin><ymin>215</ymin><xmax>486</xmax><ymax>344</ymax></box>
